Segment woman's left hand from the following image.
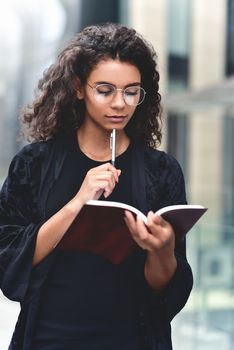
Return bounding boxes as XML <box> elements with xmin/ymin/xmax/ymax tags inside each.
<box><xmin>124</xmin><ymin>210</ymin><xmax>177</xmax><ymax>291</ymax></box>
<box><xmin>124</xmin><ymin>210</ymin><xmax>175</xmax><ymax>254</ymax></box>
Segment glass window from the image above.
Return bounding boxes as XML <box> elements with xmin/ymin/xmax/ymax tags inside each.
<box><xmin>167</xmin><ymin>0</ymin><xmax>191</xmax><ymax>91</ymax></box>
<box><xmin>226</xmin><ymin>0</ymin><xmax>234</xmax><ymax>75</ymax></box>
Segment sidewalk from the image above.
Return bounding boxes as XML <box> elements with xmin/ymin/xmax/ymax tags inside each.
<box><xmin>0</xmin><ymin>292</ymin><xmax>19</xmax><ymax>350</ymax></box>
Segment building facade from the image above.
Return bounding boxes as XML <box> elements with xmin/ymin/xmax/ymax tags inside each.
<box><xmin>0</xmin><ymin>0</ymin><xmax>234</xmax><ymax>349</ymax></box>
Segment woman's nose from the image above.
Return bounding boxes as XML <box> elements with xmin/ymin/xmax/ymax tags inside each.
<box><xmin>110</xmin><ymin>90</ymin><xmax>126</xmax><ymax>108</ymax></box>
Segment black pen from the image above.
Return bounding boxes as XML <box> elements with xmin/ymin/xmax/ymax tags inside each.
<box><xmin>110</xmin><ymin>129</ymin><xmax>116</xmax><ymax>167</ymax></box>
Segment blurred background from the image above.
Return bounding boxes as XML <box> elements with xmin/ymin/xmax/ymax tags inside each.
<box><xmin>0</xmin><ymin>0</ymin><xmax>234</xmax><ymax>349</ymax></box>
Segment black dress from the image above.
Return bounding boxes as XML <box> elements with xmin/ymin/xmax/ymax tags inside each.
<box><xmin>31</xmin><ymin>138</ymin><xmax>145</xmax><ymax>349</ymax></box>
<box><xmin>0</xmin><ymin>133</ymin><xmax>193</xmax><ymax>350</ymax></box>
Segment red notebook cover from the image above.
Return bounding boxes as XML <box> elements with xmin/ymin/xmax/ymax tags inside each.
<box><xmin>57</xmin><ymin>202</ymin><xmax>207</xmax><ymax>264</ymax></box>
<box><xmin>57</xmin><ymin>205</ymin><xmax>139</xmax><ymax>264</ymax></box>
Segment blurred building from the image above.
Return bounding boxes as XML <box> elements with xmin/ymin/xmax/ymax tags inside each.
<box><xmin>0</xmin><ymin>0</ymin><xmax>234</xmax><ymax>349</ymax></box>
<box><xmin>126</xmin><ymin>0</ymin><xmax>234</xmax><ymax>349</ymax></box>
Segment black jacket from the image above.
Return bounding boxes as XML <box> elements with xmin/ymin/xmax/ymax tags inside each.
<box><xmin>0</xmin><ymin>135</ymin><xmax>193</xmax><ymax>349</ymax></box>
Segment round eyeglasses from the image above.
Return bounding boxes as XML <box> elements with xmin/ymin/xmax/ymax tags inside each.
<box><xmin>87</xmin><ymin>83</ymin><xmax>146</xmax><ymax>106</ymax></box>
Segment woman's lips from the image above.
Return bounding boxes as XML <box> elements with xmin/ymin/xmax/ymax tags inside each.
<box><xmin>105</xmin><ymin>115</ymin><xmax>127</xmax><ymax>122</ymax></box>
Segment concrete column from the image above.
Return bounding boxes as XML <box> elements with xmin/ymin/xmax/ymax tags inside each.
<box><xmin>127</xmin><ymin>0</ymin><xmax>168</xmax><ymax>93</ymax></box>
<box><xmin>188</xmin><ymin>0</ymin><xmax>227</xmax><ymax>236</ymax></box>
<box><xmin>190</xmin><ymin>0</ymin><xmax>227</xmax><ymax>89</ymax></box>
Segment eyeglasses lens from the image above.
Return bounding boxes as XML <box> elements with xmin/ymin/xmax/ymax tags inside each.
<box><xmin>93</xmin><ymin>84</ymin><xmax>146</xmax><ymax>106</ymax></box>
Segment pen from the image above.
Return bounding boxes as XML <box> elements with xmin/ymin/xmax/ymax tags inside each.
<box><xmin>110</xmin><ymin>129</ymin><xmax>116</xmax><ymax>167</ymax></box>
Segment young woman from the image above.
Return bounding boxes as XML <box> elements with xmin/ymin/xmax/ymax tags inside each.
<box><xmin>0</xmin><ymin>23</ymin><xmax>193</xmax><ymax>350</ymax></box>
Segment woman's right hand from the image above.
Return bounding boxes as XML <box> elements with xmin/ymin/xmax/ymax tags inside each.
<box><xmin>74</xmin><ymin>163</ymin><xmax>121</xmax><ymax>206</ymax></box>
<box><xmin>33</xmin><ymin>163</ymin><xmax>121</xmax><ymax>265</ymax></box>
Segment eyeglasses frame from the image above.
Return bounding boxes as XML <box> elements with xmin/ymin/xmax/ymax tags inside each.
<box><xmin>86</xmin><ymin>82</ymin><xmax>146</xmax><ymax>106</ymax></box>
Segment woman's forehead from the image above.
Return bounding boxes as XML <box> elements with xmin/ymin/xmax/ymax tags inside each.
<box><xmin>88</xmin><ymin>59</ymin><xmax>141</xmax><ymax>85</ymax></box>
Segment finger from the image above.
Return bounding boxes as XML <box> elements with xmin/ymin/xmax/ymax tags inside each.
<box><xmin>147</xmin><ymin>211</ymin><xmax>163</xmax><ymax>225</ymax></box>
<box><xmin>124</xmin><ymin>211</ymin><xmax>150</xmax><ymax>239</ymax></box>
<box><xmin>125</xmin><ymin>216</ymin><xmax>154</xmax><ymax>250</ymax></box>
<box><xmin>93</xmin><ymin>189</ymin><xmax>104</xmax><ymax>200</ymax></box>
<box><xmin>95</xmin><ymin>163</ymin><xmax>121</xmax><ymax>180</ymax></box>
<box><xmin>124</xmin><ymin>213</ymin><xmax>151</xmax><ymax>248</ymax></box>
<box><xmin>148</xmin><ymin>212</ymin><xmax>174</xmax><ymax>237</ymax></box>
<box><xmin>108</xmin><ymin>165</ymin><xmax>121</xmax><ymax>183</ymax></box>
<box><xmin>90</xmin><ymin>180</ymin><xmax>114</xmax><ymax>199</ymax></box>
<box><xmin>146</xmin><ymin>213</ymin><xmax>166</xmax><ymax>237</ymax></box>
<box><xmin>89</xmin><ymin>171</ymin><xmax>116</xmax><ymax>190</ymax></box>
<box><xmin>136</xmin><ymin>216</ymin><xmax>159</xmax><ymax>244</ymax></box>
<box><xmin>100</xmin><ymin>175</ymin><xmax>120</xmax><ymax>197</ymax></box>
<box><xmin>105</xmin><ymin>164</ymin><xmax>121</xmax><ymax>183</ymax></box>
<box><xmin>124</xmin><ymin>212</ymin><xmax>163</xmax><ymax>250</ymax></box>
<box><xmin>124</xmin><ymin>210</ymin><xmax>137</xmax><ymax>233</ymax></box>
<box><xmin>94</xmin><ymin>172</ymin><xmax>116</xmax><ymax>187</ymax></box>
<box><xmin>95</xmin><ymin>180</ymin><xmax>116</xmax><ymax>198</ymax></box>
<box><xmin>136</xmin><ymin>216</ymin><xmax>169</xmax><ymax>250</ymax></box>
<box><xmin>146</xmin><ymin>214</ymin><xmax>176</xmax><ymax>248</ymax></box>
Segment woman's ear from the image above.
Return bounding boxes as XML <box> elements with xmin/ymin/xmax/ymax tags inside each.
<box><xmin>77</xmin><ymin>89</ymin><xmax>84</xmax><ymax>100</ymax></box>
<box><xmin>75</xmin><ymin>78</ymin><xmax>84</xmax><ymax>100</ymax></box>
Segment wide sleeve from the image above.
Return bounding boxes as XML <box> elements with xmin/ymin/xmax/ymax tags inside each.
<box><xmin>143</xmin><ymin>152</ymin><xmax>193</xmax><ymax>324</ymax></box>
<box><xmin>158</xmin><ymin>154</ymin><xmax>193</xmax><ymax>321</ymax></box>
<box><xmin>0</xmin><ymin>151</ymin><xmax>43</xmax><ymax>302</ymax></box>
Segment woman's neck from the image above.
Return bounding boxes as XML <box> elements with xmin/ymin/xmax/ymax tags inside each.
<box><xmin>76</xmin><ymin>126</ymin><xmax>130</xmax><ymax>162</ymax></box>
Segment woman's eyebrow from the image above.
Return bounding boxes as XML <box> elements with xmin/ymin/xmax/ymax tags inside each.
<box><xmin>125</xmin><ymin>82</ymin><xmax>141</xmax><ymax>87</ymax></box>
<box><xmin>93</xmin><ymin>81</ymin><xmax>141</xmax><ymax>87</ymax></box>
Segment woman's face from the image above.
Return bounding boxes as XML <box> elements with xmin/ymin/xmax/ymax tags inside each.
<box><xmin>77</xmin><ymin>59</ymin><xmax>141</xmax><ymax>133</ymax></box>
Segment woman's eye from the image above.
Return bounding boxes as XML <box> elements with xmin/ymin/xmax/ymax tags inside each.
<box><xmin>96</xmin><ymin>85</ymin><xmax>114</xmax><ymax>95</ymax></box>
<box><xmin>125</xmin><ymin>88</ymin><xmax>139</xmax><ymax>96</ymax></box>
<box><xmin>99</xmin><ymin>90</ymin><xmax>112</xmax><ymax>96</ymax></box>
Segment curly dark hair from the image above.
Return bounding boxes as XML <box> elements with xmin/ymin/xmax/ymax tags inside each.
<box><xmin>21</xmin><ymin>23</ymin><xmax>162</xmax><ymax>147</ymax></box>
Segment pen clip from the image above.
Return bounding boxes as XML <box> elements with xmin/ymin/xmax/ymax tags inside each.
<box><xmin>110</xmin><ymin>131</ymin><xmax>113</xmax><ymax>149</ymax></box>
<box><xmin>110</xmin><ymin>129</ymin><xmax>116</xmax><ymax>166</ymax></box>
